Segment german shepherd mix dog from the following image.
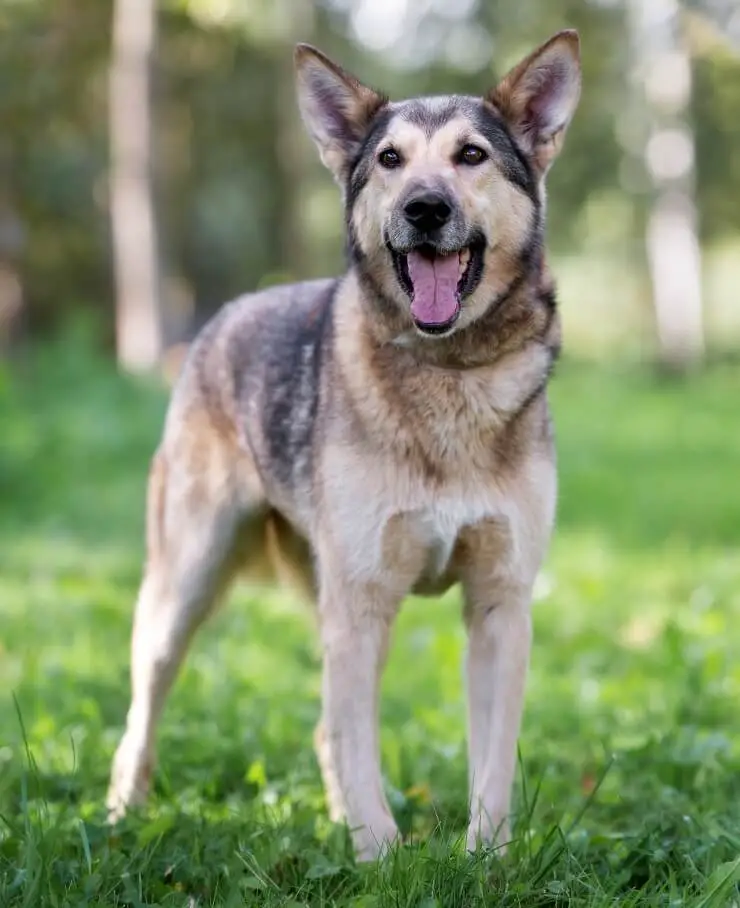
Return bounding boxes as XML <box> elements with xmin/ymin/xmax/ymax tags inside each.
<box><xmin>107</xmin><ymin>31</ymin><xmax>581</xmax><ymax>861</ymax></box>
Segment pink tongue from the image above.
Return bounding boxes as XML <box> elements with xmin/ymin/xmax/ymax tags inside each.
<box><xmin>407</xmin><ymin>251</ymin><xmax>460</xmax><ymax>325</ymax></box>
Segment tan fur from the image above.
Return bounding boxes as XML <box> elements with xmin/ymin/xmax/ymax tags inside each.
<box><xmin>107</xmin><ymin>32</ymin><xmax>581</xmax><ymax>863</ymax></box>
<box><xmin>352</xmin><ymin>115</ymin><xmax>539</xmax><ymax>337</ymax></box>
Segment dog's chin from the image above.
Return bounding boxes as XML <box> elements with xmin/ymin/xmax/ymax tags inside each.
<box><xmin>388</xmin><ymin>239</ymin><xmax>485</xmax><ymax>338</ymax></box>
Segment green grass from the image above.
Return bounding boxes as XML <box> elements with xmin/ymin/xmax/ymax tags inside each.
<box><xmin>1</xmin><ymin>336</ymin><xmax>740</xmax><ymax>906</ymax></box>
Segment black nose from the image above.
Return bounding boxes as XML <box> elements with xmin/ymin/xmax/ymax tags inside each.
<box><xmin>403</xmin><ymin>191</ymin><xmax>452</xmax><ymax>232</ymax></box>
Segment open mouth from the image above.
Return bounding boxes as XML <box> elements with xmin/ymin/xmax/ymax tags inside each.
<box><xmin>390</xmin><ymin>241</ymin><xmax>484</xmax><ymax>335</ymax></box>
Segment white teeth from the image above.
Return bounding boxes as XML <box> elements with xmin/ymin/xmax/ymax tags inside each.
<box><xmin>458</xmin><ymin>248</ymin><xmax>471</xmax><ymax>278</ymax></box>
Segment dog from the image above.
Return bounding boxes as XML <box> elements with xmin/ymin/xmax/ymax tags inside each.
<box><xmin>107</xmin><ymin>31</ymin><xmax>581</xmax><ymax>861</ymax></box>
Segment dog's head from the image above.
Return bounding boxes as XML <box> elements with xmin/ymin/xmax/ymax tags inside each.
<box><xmin>295</xmin><ymin>32</ymin><xmax>580</xmax><ymax>338</ymax></box>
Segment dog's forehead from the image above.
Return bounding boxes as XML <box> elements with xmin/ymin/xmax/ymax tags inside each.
<box><xmin>390</xmin><ymin>96</ymin><xmax>485</xmax><ymax>138</ymax></box>
<box><xmin>377</xmin><ymin>96</ymin><xmax>517</xmax><ymax>162</ymax></box>
<box><xmin>368</xmin><ymin>97</ymin><xmax>531</xmax><ymax>191</ymax></box>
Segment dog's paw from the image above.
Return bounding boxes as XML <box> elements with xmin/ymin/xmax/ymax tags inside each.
<box><xmin>106</xmin><ymin>738</ymin><xmax>153</xmax><ymax>822</ymax></box>
<box><xmin>351</xmin><ymin>816</ymin><xmax>401</xmax><ymax>863</ymax></box>
<box><xmin>466</xmin><ymin>812</ymin><xmax>510</xmax><ymax>855</ymax></box>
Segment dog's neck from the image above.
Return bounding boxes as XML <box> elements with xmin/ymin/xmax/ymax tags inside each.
<box><xmin>349</xmin><ymin>251</ymin><xmax>560</xmax><ymax>373</ymax></box>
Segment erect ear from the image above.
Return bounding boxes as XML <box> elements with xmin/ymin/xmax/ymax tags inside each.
<box><xmin>489</xmin><ymin>30</ymin><xmax>581</xmax><ymax>174</ymax></box>
<box><xmin>294</xmin><ymin>44</ymin><xmax>387</xmax><ymax>184</ymax></box>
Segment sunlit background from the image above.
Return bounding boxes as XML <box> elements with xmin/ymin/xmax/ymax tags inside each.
<box><xmin>0</xmin><ymin>0</ymin><xmax>739</xmax><ymax>368</ymax></box>
<box><xmin>2</xmin><ymin>2</ymin><xmax>740</xmax><ymax>904</ymax></box>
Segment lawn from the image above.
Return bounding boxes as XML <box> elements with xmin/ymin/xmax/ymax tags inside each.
<box><xmin>1</xmin><ymin>337</ymin><xmax>739</xmax><ymax>907</ymax></box>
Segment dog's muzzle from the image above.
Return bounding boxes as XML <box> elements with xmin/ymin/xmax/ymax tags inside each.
<box><xmin>385</xmin><ymin>185</ymin><xmax>485</xmax><ymax>335</ymax></box>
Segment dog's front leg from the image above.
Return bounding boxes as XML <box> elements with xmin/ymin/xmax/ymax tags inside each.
<box><xmin>461</xmin><ymin>513</ymin><xmax>544</xmax><ymax>855</ymax></box>
<box><xmin>461</xmin><ymin>443</ymin><xmax>556</xmax><ymax>854</ymax></box>
<box><xmin>317</xmin><ymin>572</ymin><xmax>399</xmax><ymax>861</ymax></box>
<box><xmin>464</xmin><ymin>585</ymin><xmax>532</xmax><ymax>854</ymax></box>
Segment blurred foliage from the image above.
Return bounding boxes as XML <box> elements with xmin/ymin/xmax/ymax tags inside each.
<box><xmin>0</xmin><ymin>0</ymin><xmax>739</xmax><ymax>351</ymax></box>
<box><xmin>693</xmin><ymin>48</ymin><xmax>740</xmax><ymax>241</ymax></box>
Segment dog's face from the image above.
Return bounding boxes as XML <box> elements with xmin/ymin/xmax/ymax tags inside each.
<box><xmin>296</xmin><ymin>33</ymin><xmax>581</xmax><ymax>338</ymax></box>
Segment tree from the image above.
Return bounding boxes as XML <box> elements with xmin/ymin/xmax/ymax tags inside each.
<box><xmin>109</xmin><ymin>0</ymin><xmax>163</xmax><ymax>371</ymax></box>
<box><xmin>627</xmin><ymin>0</ymin><xmax>705</xmax><ymax>370</ymax></box>
<box><xmin>0</xmin><ymin>140</ymin><xmax>25</xmax><ymax>353</ymax></box>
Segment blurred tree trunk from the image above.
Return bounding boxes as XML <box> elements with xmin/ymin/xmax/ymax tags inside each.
<box><xmin>628</xmin><ymin>0</ymin><xmax>705</xmax><ymax>371</ymax></box>
<box><xmin>274</xmin><ymin>0</ymin><xmax>315</xmax><ymax>281</ymax></box>
<box><xmin>0</xmin><ymin>143</ymin><xmax>25</xmax><ymax>354</ymax></box>
<box><xmin>109</xmin><ymin>0</ymin><xmax>163</xmax><ymax>371</ymax></box>
<box><xmin>275</xmin><ymin>58</ymin><xmax>311</xmax><ymax>281</ymax></box>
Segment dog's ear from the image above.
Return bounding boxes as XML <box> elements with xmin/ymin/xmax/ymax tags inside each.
<box><xmin>295</xmin><ymin>44</ymin><xmax>387</xmax><ymax>183</ymax></box>
<box><xmin>489</xmin><ymin>30</ymin><xmax>581</xmax><ymax>174</ymax></box>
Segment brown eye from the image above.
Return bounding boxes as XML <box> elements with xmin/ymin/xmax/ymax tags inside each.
<box><xmin>378</xmin><ymin>148</ymin><xmax>402</xmax><ymax>169</ymax></box>
<box><xmin>459</xmin><ymin>144</ymin><xmax>487</xmax><ymax>166</ymax></box>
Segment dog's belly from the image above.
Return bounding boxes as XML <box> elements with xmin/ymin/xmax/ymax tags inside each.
<box><xmin>411</xmin><ymin>563</ymin><xmax>458</xmax><ymax>597</ymax></box>
<box><xmin>412</xmin><ymin>508</ymin><xmax>463</xmax><ymax>590</ymax></box>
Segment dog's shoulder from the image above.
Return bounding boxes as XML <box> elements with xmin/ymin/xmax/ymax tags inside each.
<box><xmin>173</xmin><ymin>277</ymin><xmax>335</xmax><ymax>390</ymax></box>
<box><xmin>223</xmin><ymin>278</ymin><xmax>337</xmax><ymax>375</ymax></box>
<box><xmin>166</xmin><ymin>276</ymin><xmax>337</xmax><ymax>445</ymax></box>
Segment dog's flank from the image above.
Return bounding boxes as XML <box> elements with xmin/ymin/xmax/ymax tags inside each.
<box><xmin>107</xmin><ymin>31</ymin><xmax>581</xmax><ymax>862</ymax></box>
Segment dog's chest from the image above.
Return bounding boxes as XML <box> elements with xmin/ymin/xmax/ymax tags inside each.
<box><xmin>379</xmin><ymin>488</ymin><xmax>504</xmax><ymax>591</ymax></box>
<box><xmin>325</xmin><ymin>455</ymin><xmax>507</xmax><ymax>590</ymax></box>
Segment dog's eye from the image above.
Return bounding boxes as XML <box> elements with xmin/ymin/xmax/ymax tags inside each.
<box><xmin>459</xmin><ymin>144</ymin><xmax>487</xmax><ymax>166</ymax></box>
<box><xmin>378</xmin><ymin>148</ymin><xmax>402</xmax><ymax>169</ymax></box>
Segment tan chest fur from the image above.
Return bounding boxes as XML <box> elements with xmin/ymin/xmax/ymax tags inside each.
<box><xmin>315</xmin><ymin>277</ymin><xmax>557</xmax><ymax>593</ymax></box>
<box><xmin>320</xmin><ymin>351</ymin><xmax>553</xmax><ymax>593</ymax></box>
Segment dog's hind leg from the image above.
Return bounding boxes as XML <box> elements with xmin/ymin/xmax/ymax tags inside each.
<box><xmin>107</xmin><ymin>442</ymin><xmax>261</xmax><ymax>819</ymax></box>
